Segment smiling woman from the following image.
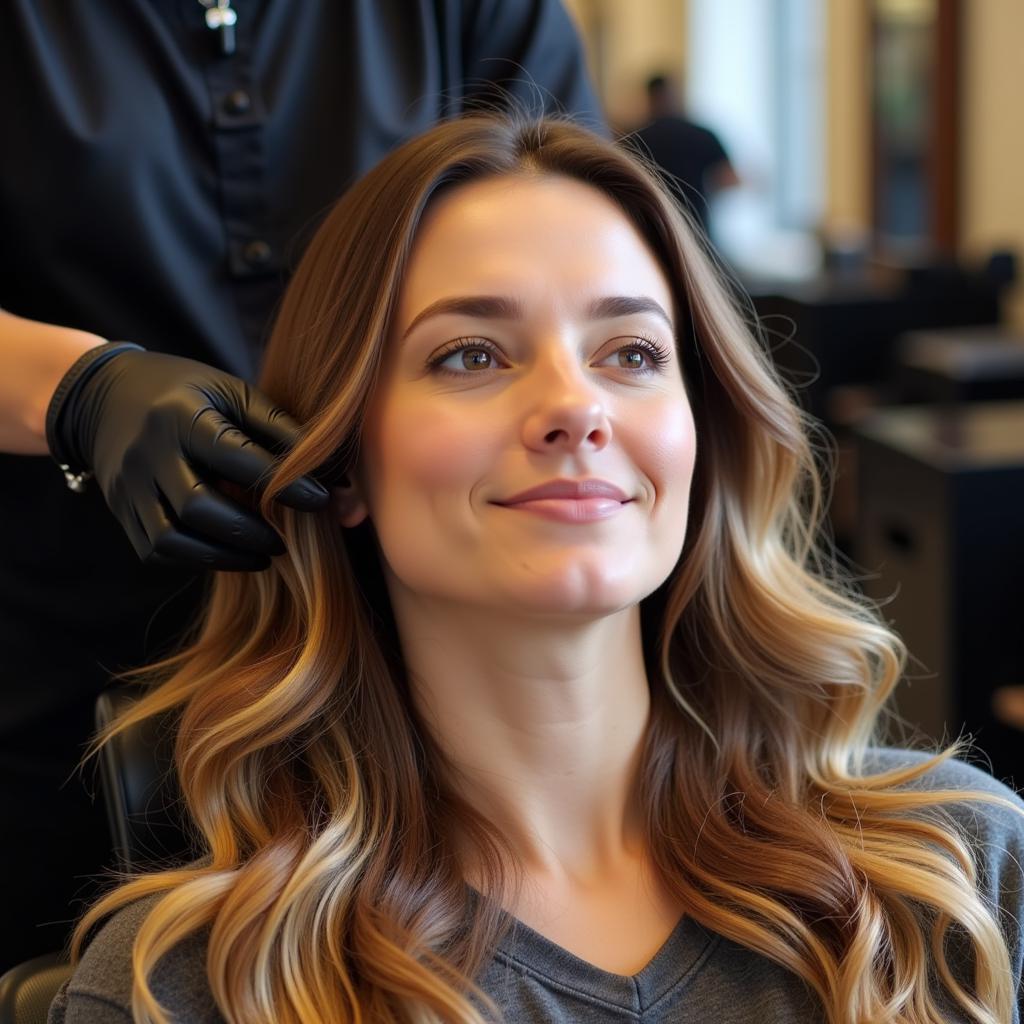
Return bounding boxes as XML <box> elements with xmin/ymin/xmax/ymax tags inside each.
<box><xmin>51</xmin><ymin>114</ymin><xmax>1024</xmax><ymax>1024</ymax></box>
<box><xmin>335</xmin><ymin>171</ymin><xmax>694</xmax><ymax>626</ymax></box>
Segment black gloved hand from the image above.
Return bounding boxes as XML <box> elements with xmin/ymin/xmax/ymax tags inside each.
<box><xmin>47</xmin><ymin>344</ymin><xmax>329</xmax><ymax>571</ymax></box>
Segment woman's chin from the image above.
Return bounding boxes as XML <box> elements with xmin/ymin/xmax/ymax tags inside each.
<box><xmin>487</xmin><ymin>574</ymin><xmax>650</xmax><ymax>620</ymax></box>
<box><xmin>384</xmin><ymin>556</ymin><xmax>665</xmax><ymax>622</ymax></box>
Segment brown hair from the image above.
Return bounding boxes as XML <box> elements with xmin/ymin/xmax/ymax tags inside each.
<box><xmin>73</xmin><ymin>112</ymin><xmax>1021</xmax><ymax>1023</ymax></box>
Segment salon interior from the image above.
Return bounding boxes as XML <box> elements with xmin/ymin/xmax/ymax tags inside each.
<box><xmin>2</xmin><ymin>2</ymin><xmax>1023</xmax><ymax>1019</ymax></box>
<box><xmin>564</xmin><ymin>0</ymin><xmax>1024</xmax><ymax>786</ymax></box>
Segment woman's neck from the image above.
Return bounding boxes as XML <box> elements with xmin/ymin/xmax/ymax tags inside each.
<box><xmin>396</xmin><ymin>596</ymin><xmax>653</xmax><ymax>882</ymax></box>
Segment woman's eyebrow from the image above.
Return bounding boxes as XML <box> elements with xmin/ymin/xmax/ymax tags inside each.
<box><xmin>402</xmin><ymin>296</ymin><xmax>522</xmax><ymax>340</ymax></box>
<box><xmin>401</xmin><ymin>295</ymin><xmax>673</xmax><ymax>341</ymax></box>
<box><xmin>589</xmin><ymin>295</ymin><xmax>673</xmax><ymax>331</ymax></box>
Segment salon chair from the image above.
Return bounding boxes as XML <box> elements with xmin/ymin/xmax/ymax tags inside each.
<box><xmin>0</xmin><ymin>685</ymin><xmax>193</xmax><ymax>1023</ymax></box>
<box><xmin>93</xmin><ymin>683</ymin><xmax>197</xmax><ymax>873</ymax></box>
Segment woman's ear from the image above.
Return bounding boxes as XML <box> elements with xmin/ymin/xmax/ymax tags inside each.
<box><xmin>329</xmin><ymin>476</ymin><xmax>369</xmax><ymax>528</ymax></box>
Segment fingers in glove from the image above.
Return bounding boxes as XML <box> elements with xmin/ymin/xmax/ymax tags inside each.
<box><xmin>127</xmin><ymin>489</ymin><xmax>272</xmax><ymax>572</ymax></box>
<box><xmin>158</xmin><ymin>455</ymin><xmax>287</xmax><ymax>557</ymax></box>
<box><xmin>189</xmin><ymin>407</ymin><xmax>328</xmax><ymax>512</ymax></box>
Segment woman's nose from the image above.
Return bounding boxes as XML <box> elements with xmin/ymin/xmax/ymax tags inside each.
<box><xmin>519</xmin><ymin>347</ymin><xmax>612</xmax><ymax>454</ymax></box>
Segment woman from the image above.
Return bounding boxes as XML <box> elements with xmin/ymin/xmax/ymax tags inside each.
<box><xmin>50</xmin><ymin>113</ymin><xmax>1024</xmax><ymax>1023</ymax></box>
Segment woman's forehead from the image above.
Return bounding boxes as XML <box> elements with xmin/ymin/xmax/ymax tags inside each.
<box><xmin>395</xmin><ymin>173</ymin><xmax>676</xmax><ymax>329</ymax></box>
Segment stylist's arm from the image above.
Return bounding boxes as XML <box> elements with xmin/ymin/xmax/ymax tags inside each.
<box><xmin>1</xmin><ymin>309</ymin><xmax>327</xmax><ymax>572</ymax></box>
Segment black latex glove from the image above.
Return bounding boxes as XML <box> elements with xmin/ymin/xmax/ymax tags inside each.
<box><xmin>53</xmin><ymin>347</ymin><xmax>329</xmax><ymax>571</ymax></box>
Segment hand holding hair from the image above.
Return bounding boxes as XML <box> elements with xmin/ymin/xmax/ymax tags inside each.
<box><xmin>45</xmin><ymin>344</ymin><xmax>328</xmax><ymax>571</ymax></box>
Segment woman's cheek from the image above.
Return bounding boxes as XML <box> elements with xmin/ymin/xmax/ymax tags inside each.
<box><xmin>638</xmin><ymin>397</ymin><xmax>697</xmax><ymax>495</ymax></box>
<box><xmin>376</xmin><ymin>397</ymin><xmax>498</xmax><ymax>495</ymax></box>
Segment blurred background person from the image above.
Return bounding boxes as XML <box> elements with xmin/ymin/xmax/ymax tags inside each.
<box><xmin>626</xmin><ymin>72</ymin><xmax>740</xmax><ymax>241</ymax></box>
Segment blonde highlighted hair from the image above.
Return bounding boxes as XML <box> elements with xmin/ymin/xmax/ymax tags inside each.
<box><xmin>72</xmin><ymin>112</ymin><xmax>1022</xmax><ymax>1023</ymax></box>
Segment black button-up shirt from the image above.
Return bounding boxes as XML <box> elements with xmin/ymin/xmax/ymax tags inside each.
<box><xmin>0</xmin><ymin>0</ymin><xmax>603</xmax><ymax>734</ymax></box>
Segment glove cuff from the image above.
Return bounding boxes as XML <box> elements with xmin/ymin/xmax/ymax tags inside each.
<box><xmin>45</xmin><ymin>341</ymin><xmax>146</xmax><ymax>491</ymax></box>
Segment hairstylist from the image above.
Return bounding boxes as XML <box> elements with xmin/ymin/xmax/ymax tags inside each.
<box><xmin>0</xmin><ymin>0</ymin><xmax>603</xmax><ymax>970</ymax></box>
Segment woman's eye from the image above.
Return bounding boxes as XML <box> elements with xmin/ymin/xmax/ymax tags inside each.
<box><xmin>426</xmin><ymin>335</ymin><xmax>672</xmax><ymax>378</ymax></box>
<box><xmin>428</xmin><ymin>339</ymin><xmax>502</xmax><ymax>376</ymax></box>
<box><xmin>608</xmin><ymin>339</ymin><xmax>672</xmax><ymax>373</ymax></box>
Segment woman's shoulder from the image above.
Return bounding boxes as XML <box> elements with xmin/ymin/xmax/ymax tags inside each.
<box><xmin>864</xmin><ymin>746</ymin><xmax>1024</xmax><ymax>913</ymax></box>
<box><xmin>48</xmin><ymin>892</ymin><xmax>220</xmax><ymax>1024</ymax></box>
<box><xmin>864</xmin><ymin>745</ymin><xmax>1024</xmax><ymax>836</ymax></box>
<box><xmin>865</xmin><ymin>744</ymin><xmax>1024</xmax><ymax>804</ymax></box>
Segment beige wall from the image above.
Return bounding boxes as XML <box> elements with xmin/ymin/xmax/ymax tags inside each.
<box><xmin>961</xmin><ymin>0</ymin><xmax>1024</xmax><ymax>328</ymax></box>
<box><xmin>562</xmin><ymin>0</ymin><xmax>687</xmax><ymax>129</ymax></box>
<box><xmin>823</xmin><ymin>0</ymin><xmax>870</xmax><ymax>239</ymax></box>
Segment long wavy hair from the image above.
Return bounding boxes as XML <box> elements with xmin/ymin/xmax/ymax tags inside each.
<box><xmin>71</xmin><ymin>112</ymin><xmax>1022</xmax><ymax>1023</ymax></box>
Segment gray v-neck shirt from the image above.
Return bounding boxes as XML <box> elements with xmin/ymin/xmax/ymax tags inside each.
<box><xmin>48</xmin><ymin>749</ymin><xmax>1024</xmax><ymax>1022</ymax></box>
<box><xmin>474</xmin><ymin>898</ymin><xmax>823</xmax><ymax>1021</ymax></box>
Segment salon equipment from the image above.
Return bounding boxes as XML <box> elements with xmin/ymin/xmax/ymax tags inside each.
<box><xmin>853</xmin><ymin>400</ymin><xmax>1024</xmax><ymax>785</ymax></box>
<box><xmin>748</xmin><ymin>256</ymin><xmax>1011</xmax><ymax>428</ymax></box>
<box><xmin>0</xmin><ymin>686</ymin><xmax>192</xmax><ymax>1022</ymax></box>
<box><xmin>893</xmin><ymin>326</ymin><xmax>1024</xmax><ymax>405</ymax></box>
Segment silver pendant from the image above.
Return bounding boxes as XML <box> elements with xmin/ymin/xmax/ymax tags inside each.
<box><xmin>201</xmin><ymin>0</ymin><xmax>237</xmax><ymax>56</ymax></box>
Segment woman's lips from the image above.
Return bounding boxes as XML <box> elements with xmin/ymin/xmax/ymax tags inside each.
<box><xmin>498</xmin><ymin>478</ymin><xmax>630</xmax><ymax>503</ymax></box>
<box><xmin>496</xmin><ymin>497</ymin><xmax>631</xmax><ymax>523</ymax></box>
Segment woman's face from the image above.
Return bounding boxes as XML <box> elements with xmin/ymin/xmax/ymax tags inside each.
<box><xmin>340</xmin><ymin>173</ymin><xmax>696</xmax><ymax>620</ymax></box>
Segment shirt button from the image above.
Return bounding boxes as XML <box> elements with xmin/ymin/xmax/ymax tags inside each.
<box><xmin>223</xmin><ymin>89</ymin><xmax>251</xmax><ymax>116</ymax></box>
<box><xmin>243</xmin><ymin>240</ymin><xmax>272</xmax><ymax>267</ymax></box>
